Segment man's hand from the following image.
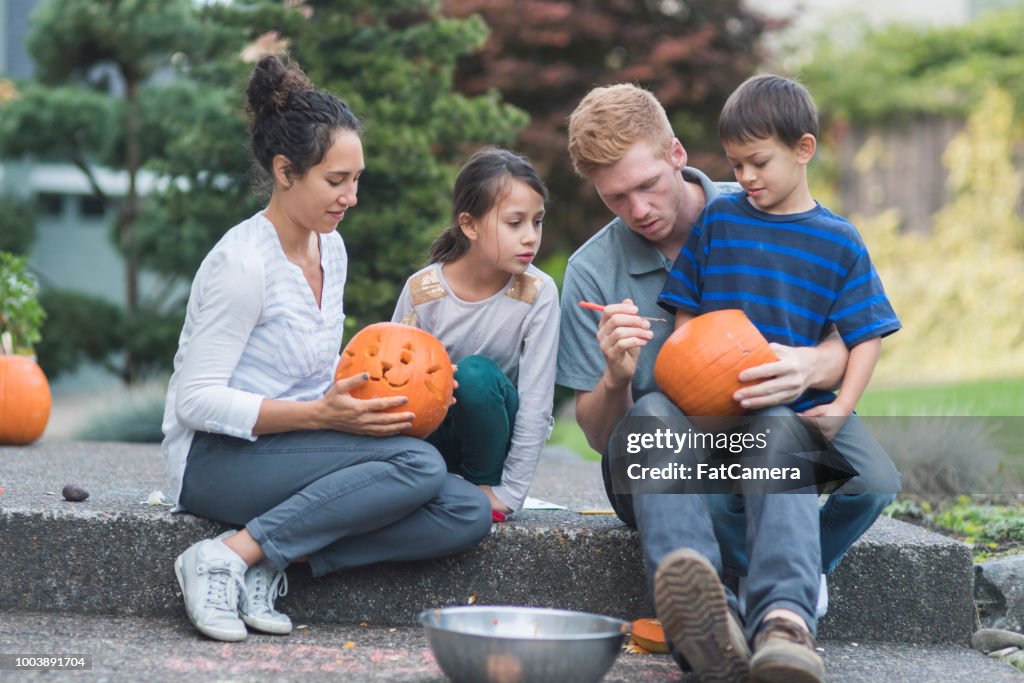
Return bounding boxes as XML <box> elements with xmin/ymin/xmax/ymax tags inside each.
<box><xmin>595</xmin><ymin>298</ymin><xmax>654</xmax><ymax>390</ymax></box>
<box><xmin>732</xmin><ymin>343</ymin><xmax>818</xmax><ymax>410</ymax></box>
<box><xmin>733</xmin><ymin>333</ymin><xmax>848</xmax><ymax>410</ymax></box>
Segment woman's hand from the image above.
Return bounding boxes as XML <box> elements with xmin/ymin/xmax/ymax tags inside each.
<box><xmin>318</xmin><ymin>373</ymin><xmax>414</xmax><ymax>436</ymax></box>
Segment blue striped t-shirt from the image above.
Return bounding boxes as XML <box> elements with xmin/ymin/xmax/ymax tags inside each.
<box><xmin>657</xmin><ymin>192</ymin><xmax>900</xmax><ymax>411</ymax></box>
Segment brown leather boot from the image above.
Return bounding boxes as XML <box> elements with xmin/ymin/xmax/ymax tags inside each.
<box><xmin>654</xmin><ymin>548</ymin><xmax>751</xmax><ymax>683</ymax></box>
<box><xmin>750</xmin><ymin>617</ymin><xmax>825</xmax><ymax>683</ymax></box>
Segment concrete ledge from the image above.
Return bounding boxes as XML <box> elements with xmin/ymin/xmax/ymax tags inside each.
<box><xmin>0</xmin><ymin>443</ymin><xmax>974</xmax><ymax>643</ymax></box>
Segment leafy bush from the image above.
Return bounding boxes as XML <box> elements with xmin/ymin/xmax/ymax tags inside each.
<box><xmin>870</xmin><ymin>416</ymin><xmax>1018</xmax><ymax>497</ymax></box>
<box><xmin>855</xmin><ymin>87</ymin><xmax>1024</xmax><ymax>383</ymax></box>
<box><xmin>796</xmin><ymin>8</ymin><xmax>1024</xmax><ymax>126</ymax></box>
<box><xmin>0</xmin><ymin>195</ymin><xmax>37</xmax><ymax>255</ymax></box>
<box><xmin>74</xmin><ymin>378</ymin><xmax>167</xmax><ymax>443</ymax></box>
<box><xmin>0</xmin><ymin>251</ymin><xmax>45</xmax><ymax>353</ymax></box>
<box><xmin>35</xmin><ymin>288</ymin><xmax>122</xmax><ymax>378</ymax></box>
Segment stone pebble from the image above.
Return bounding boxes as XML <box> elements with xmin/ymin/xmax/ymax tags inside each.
<box><xmin>61</xmin><ymin>484</ymin><xmax>89</xmax><ymax>502</ymax></box>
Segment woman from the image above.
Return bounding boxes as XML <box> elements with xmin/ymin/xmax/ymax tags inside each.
<box><xmin>162</xmin><ymin>55</ymin><xmax>490</xmax><ymax>643</ymax></box>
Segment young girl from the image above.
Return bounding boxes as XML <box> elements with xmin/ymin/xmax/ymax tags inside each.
<box><xmin>392</xmin><ymin>147</ymin><xmax>559</xmax><ymax>520</ymax></box>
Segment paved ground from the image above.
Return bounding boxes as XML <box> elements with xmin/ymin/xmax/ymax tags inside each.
<box><xmin>1</xmin><ymin>612</ymin><xmax>1021</xmax><ymax>682</ymax></box>
<box><xmin>3</xmin><ymin>411</ymin><xmax>1019</xmax><ymax>681</ymax></box>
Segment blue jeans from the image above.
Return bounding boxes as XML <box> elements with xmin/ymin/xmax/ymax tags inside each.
<box><xmin>180</xmin><ymin>429</ymin><xmax>491</xmax><ymax>577</ymax></box>
<box><xmin>604</xmin><ymin>392</ymin><xmax>821</xmax><ymax>640</ymax></box>
<box><xmin>710</xmin><ymin>413</ymin><xmax>902</xmax><ymax>576</ymax></box>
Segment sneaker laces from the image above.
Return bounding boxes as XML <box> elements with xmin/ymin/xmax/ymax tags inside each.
<box><xmin>249</xmin><ymin>565</ymin><xmax>288</xmax><ymax>615</ymax></box>
<box><xmin>198</xmin><ymin>559</ymin><xmax>246</xmax><ymax>614</ymax></box>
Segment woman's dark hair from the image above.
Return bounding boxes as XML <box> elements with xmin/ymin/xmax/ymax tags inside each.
<box><xmin>429</xmin><ymin>147</ymin><xmax>549</xmax><ymax>264</ymax></box>
<box><xmin>246</xmin><ymin>55</ymin><xmax>361</xmax><ymax>186</ymax></box>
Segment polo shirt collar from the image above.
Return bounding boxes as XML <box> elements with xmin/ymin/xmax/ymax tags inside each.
<box><xmin>621</xmin><ymin>166</ymin><xmax>718</xmax><ymax>275</ymax></box>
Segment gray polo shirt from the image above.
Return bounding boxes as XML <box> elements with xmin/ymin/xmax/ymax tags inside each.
<box><xmin>556</xmin><ymin>167</ymin><xmax>738</xmax><ymax>400</ymax></box>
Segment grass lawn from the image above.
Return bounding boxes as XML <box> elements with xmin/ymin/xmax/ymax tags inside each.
<box><xmin>859</xmin><ymin>377</ymin><xmax>1024</xmax><ymax>416</ymax></box>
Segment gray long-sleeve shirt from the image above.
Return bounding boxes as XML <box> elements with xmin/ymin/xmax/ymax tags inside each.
<box><xmin>392</xmin><ymin>262</ymin><xmax>559</xmax><ymax>511</ymax></box>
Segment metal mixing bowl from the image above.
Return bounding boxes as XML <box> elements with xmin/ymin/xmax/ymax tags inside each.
<box><xmin>418</xmin><ymin>605</ymin><xmax>630</xmax><ymax>683</ymax></box>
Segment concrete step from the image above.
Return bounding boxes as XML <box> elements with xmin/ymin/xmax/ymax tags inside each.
<box><xmin>2</xmin><ymin>612</ymin><xmax>1021</xmax><ymax>682</ymax></box>
<box><xmin>0</xmin><ymin>443</ymin><xmax>975</xmax><ymax>644</ymax></box>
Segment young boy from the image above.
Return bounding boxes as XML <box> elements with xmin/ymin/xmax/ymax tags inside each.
<box><xmin>653</xmin><ymin>74</ymin><xmax>903</xmax><ymax>680</ymax></box>
<box><xmin>658</xmin><ymin>73</ymin><xmax>901</xmax><ymax>432</ymax></box>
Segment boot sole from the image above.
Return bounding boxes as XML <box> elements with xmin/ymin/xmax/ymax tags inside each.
<box><xmin>654</xmin><ymin>548</ymin><xmax>750</xmax><ymax>683</ymax></box>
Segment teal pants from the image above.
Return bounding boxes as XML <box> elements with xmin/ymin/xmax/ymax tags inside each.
<box><xmin>426</xmin><ymin>355</ymin><xmax>518</xmax><ymax>486</ymax></box>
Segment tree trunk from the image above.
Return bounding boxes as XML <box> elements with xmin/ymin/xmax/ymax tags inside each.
<box><xmin>120</xmin><ymin>76</ymin><xmax>142</xmax><ymax>384</ymax></box>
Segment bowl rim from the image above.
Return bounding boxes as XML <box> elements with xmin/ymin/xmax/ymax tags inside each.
<box><xmin>417</xmin><ymin>605</ymin><xmax>631</xmax><ymax>642</ymax></box>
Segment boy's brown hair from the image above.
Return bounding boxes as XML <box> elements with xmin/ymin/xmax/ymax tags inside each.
<box><xmin>719</xmin><ymin>74</ymin><xmax>818</xmax><ymax>148</ymax></box>
<box><xmin>567</xmin><ymin>84</ymin><xmax>674</xmax><ymax>178</ymax></box>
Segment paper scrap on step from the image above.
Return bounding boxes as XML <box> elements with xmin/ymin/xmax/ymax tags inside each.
<box><xmin>522</xmin><ymin>496</ymin><xmax>567</xmax><ymax>510</ymax></box>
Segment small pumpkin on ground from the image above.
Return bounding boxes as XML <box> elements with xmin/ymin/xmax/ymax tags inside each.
<box><xmin>630</xmin><ymin>618</ymin><xmax>669</xmax><ymax>654</ymax></box>
<box><xmin>654</xmin><ymin>309</ymin><xmax>777</xmax><ymax>416</ymax></box>
<box><xmin>335</xmin><ymin>322</ymin><xmax>454</xmax><ymax>438</ymax></box>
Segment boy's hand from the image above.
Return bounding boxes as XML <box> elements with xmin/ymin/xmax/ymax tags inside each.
<box><xmin>798</xmin><ymin>401</ymin><xmax>853</xmax><ymax>441</ymax></box>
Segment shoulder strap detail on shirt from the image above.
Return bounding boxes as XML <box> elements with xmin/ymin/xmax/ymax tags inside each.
<box><xmin>505</xmin><ymin>272</ymin><xmax>541</xmax><ymax>304</ymax></box>
<box><xmin>409</xmin><ymin>268</ymin><xmax>448</xmax><ymax>305</ymax></box>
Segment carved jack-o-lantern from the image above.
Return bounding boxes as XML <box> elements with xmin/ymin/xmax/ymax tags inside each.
<box><xmin>654</xmin><ymin>309</ymin><xmax>777</xmax><ymax>416</ymax></box>
<box><xmin>335</xmin><ymin>322</ymin><xmax>454</xmax><ymax>438</ymax></box>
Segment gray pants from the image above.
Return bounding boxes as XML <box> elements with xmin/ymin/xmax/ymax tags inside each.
<box><xmin>180</xmin><ymin>430</ymin><xmax>492</xmax><ymax>577</ymax></box>
<box><xmin>605</xmin><ymin>392</ymin><xmax>821</xmax><ymax>639</ymax></box>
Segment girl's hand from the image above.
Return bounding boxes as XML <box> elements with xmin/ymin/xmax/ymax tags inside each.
<box><xmin>478</xmin><ymin>484</ymin><xmax>512</xmax><ymax>516</ymax></box>
<box><xmin>798</xmin><ymin>401</ymin><xmax>853</xmax><ymax>441</ymax></box>
<box><xmin>450</xmin><ymin>365</ymin><xmax>459</xmax><ymax>407</ymax></box>
<box><xmin>319</xmin><ymin>373</ymin><xmax>414</xmax><ymax>436</ymax></box>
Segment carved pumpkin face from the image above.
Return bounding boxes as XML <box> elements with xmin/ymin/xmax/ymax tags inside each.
<box><xmin>335</xmin><ymin>323</ymin><xmax>454</xmax><ymax>438</ymax></box>
<box><xmin>0</xmin><ymin>355</ymin><xmax>51</xmax><ymax>445</ymax></box>
<box><xmin>653</xmin><ymin>309</ymin><xmax>777</xmax><ymax>416</ymax></box>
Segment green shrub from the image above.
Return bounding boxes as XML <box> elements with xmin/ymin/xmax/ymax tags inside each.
<box><xmin>0</xmin><ymin>250</ymin><xmax>45</xmax><ymax>353</ymax></box>
<box><xmin>35</xmin><ymin>288</ymin><xmax>122</xmax><ymax>379</ymax></box>
<box><xmin>74</xmin><ymin>378</ymin><xmax>167</xmax><ymax>443</ymax></box>
<box><xmin>0</xmin><ymin>196</ymin><xmax>37</xmax><ymax>255</ymax></box>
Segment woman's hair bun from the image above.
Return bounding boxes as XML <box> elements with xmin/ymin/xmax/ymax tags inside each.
<box><xmin>245</xmin><ymin>55</ymin><xmax>313</xmax><ymax>120</ymax></box>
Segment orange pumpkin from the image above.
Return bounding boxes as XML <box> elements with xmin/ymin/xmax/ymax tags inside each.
<box><xmin>630</xmin><ymin>618</ymin><xmax>669</xmax><ymax>653</ymax></box>
<box><xmin>0</xmin><ymin>355</ymin><xmax>52</xmax><ymax>445</ymax></box>
<box><xmin>654</xmin><ymin>309</ymin><xmax>777</xmax><ymax>416</ymax></box>
<box><xmin>335</xmin><ymin>323</ymin><xmax>454</xmax><ymax>438</ymax></box>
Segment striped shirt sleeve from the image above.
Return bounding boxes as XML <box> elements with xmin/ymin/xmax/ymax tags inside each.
<box><xmin>829</xmin><ymin>249</ymin><xmax>901</xmax><ymax>346</ymax></box>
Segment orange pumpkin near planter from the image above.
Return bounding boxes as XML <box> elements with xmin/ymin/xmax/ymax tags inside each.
<box><xmin>335</xmin><ymin>322</ymin><xmax>454</xmax><ymax>438</ymax></box>
<box><xmin>654</xmin><ymin>309</ymin><xmax>777</xmax><ymax>417</ymax></box>
<box><xmin>0</xmin><ymin>354</ymin><xmax>51</xmax><ymax>445</ymax></box>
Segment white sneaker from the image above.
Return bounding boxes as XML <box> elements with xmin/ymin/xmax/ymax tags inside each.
<box><xmin>736</xmin><ymin>572</ymin><xmax>829</xmax><ymax>619</ymax></box>
<box><xmin>240</xmin><ymin>560</ymin><xmax>292</xmax><ymax>635</ymax></box>
<box><xmin>174</xmin><ymin>539</ymin><xmax>248</xmax><ymax>641</ymax></box>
